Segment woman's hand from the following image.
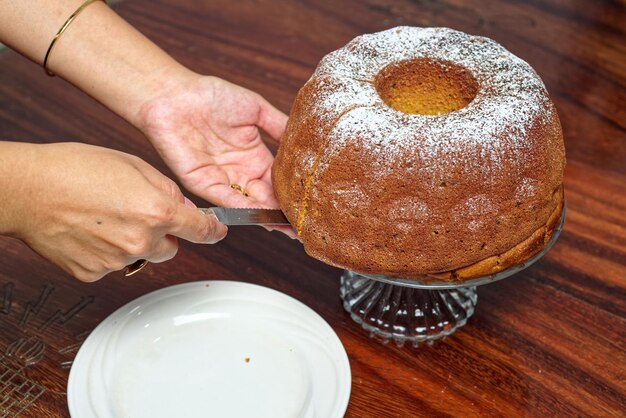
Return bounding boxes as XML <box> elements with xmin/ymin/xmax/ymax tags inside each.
<box><xmin>136</xmin><ymin>75</ymin><xmax>288</xmax><ymax>209</ymax></box>
<box><xmin>0</xmin><ymin>142</ymin><xmax>227</xmax><ymax>282</ymax></box>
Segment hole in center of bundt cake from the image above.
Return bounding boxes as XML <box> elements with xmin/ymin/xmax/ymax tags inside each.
<box><xmin>374</xmin><ymin>58</ymin><xmax>478</xmax><ymax>115</ymax></box>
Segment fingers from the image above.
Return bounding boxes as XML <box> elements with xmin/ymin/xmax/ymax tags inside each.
<box><xmin>146</xmin><ymin>235</ymin><xmax>179</xmax><ymax>263</ymax></box>
<box><xmin>136</xmin><ymin>163</ymin><xmax>227</xmax><ymax>244</ymax></box>
<box><xmin>202</xmin><ymin>182</ymin><xmax>297</xmax><ymax>239</ymax></box>
<box><xmin>183</xmin><ymin>196</ymin><xmax>197</xmax><ymax>208</ymax></box>
<box><xmin>244</xmin><ymin>179</ymin><xmax>280</xmax><ymax>208</ymax></box>
<box><xmin>256</xmin><ymin>95</ymin><xmax>288</xmax><ymax>142</ymax></box>
<box><xmin>203</xmin><ymin>180</ymin><xmax>278</xmax><ymax>209</ymax></box>
<box><xmin>166</xmin><ymin>201</ymin><xmax>228</xmax><ymax>244</ymax></box>
<box><xmin>266</xmin><ymin>224</ymin><xmax>299</xmax><ymax>239</ymax></box>
<box><xmin>203</xmin><ymin>183</ymin><xmax>259</xmax><ymax>208</ymax></box>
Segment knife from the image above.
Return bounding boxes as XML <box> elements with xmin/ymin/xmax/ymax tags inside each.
<box><xmin>199</xmin><ymin>208</ymin><xmax>290</xmax><ymax>225</ymax></box>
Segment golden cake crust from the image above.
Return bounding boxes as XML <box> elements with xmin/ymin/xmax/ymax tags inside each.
<box><xmin>272</xmin><ymin>27</ymin><xmax>566</xmax><ymax>282</ymax></box>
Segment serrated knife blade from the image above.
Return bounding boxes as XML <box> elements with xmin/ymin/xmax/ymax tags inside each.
<box><xmin>199</xmin><ymin>208</ymin><xmax>290</xmax><ymax>225</ymax></box>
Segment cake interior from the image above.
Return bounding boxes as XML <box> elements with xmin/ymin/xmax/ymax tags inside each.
<box><xmin>374</xmin><ymin>58</ymin><xmax>479</xmax><ymax>115</ymax></box>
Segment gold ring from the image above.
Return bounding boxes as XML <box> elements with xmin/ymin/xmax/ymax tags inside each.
<box><xmin>124</xmin><ymin>259</ymin><xmax>148</xmax><ymax>277</ymax></box>
<box><xmin>230</xmin><ymin>183</ymin><xmax>249</xmax><ymax>197</ymax></box>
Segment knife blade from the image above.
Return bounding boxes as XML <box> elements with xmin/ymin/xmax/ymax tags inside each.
<box><xmin>199</xmin><ymin>208</ymin><xmax>290</xmax><ymax>225</ymax></box>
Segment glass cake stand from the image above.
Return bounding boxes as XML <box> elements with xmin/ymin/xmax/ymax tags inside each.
<box><xmin>340</xmin><ymin>206</ymin><xmax>566</xmax><ymax>347</ymax></box>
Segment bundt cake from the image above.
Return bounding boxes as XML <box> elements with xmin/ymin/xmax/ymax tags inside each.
<box><xmin>272</xmin><ymin>27</ymin><xmax>565</xmax><ymax>283</ymax></box>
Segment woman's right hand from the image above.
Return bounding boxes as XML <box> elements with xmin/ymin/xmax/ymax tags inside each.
<box><xmin>0</xmin><ymin>141</ymin><xmax>227</xmax><ymax>282</ymax></box>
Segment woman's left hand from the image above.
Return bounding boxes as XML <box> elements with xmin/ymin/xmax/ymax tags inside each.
<box><xmin>136</xmin><ymin>75</ymin><xmax>288</xmax><ymax>210</ymax></box>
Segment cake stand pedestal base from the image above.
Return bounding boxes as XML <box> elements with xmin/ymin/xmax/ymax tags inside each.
<box><xmin>340</xmin><ymin>270</ymin><xmax>477</xmax><ymax>347</ymax></box>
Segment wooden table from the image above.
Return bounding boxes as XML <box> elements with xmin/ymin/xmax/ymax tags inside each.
<box><xmin>0</xmin><ymin>0</ymin><xmax>624</xmax><ymax>416</ymax></box>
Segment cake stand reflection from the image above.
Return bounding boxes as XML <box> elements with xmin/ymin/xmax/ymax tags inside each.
<box><xmin>339</xmin><ymin>206</ymin><xmax>565</xmax><ymax>347</ymax></box>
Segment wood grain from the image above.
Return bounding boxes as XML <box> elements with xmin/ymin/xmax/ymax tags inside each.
<box><xmin>0</xmin><ymin>0</ymin><xmax>624</xmax><ymax>417</ymax></box>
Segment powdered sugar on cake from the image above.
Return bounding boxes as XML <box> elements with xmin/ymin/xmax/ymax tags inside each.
<box><xmin>515</xmin><ymin>178</ymin><xmax>538</xmax><ymax>199</ymax></box>
<box><xmin>305</xmin><ymin>26</ymin><xmax>553</xmax><ymax>179</ymax></box>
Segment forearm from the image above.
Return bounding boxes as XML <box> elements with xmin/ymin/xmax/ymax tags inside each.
<box><xmin>0</xmin><ymin>141</ymin><xmax>37</xmax><ymax>237</ymax></box>
<box><xmin>0</xmin><ymin>0</ymin><xmax>194</xmax><ymax>126</ymax></box>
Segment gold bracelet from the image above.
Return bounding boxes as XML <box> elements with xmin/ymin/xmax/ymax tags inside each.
<box><xmin>43</xmin><ymin>0</ymin><xmax>107</xmax><ymax>76</ymax></box>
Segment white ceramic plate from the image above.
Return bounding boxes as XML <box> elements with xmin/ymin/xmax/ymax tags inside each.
<box><xmin>68</xmin><ymin>281</ymin><xmax>351</xmax><ymax>418</ymax></box>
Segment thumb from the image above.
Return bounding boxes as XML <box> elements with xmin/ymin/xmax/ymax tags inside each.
<box><xmin>166</xmin><ymin>201</ymin><xmax>228</xmax><ymax>244</ymax></box>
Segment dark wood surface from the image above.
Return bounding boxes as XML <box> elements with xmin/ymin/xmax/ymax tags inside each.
<box><xmin>1</xmin><ymin>0</ymin><xmax>625</xmax><ymax>416</ymax></box>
